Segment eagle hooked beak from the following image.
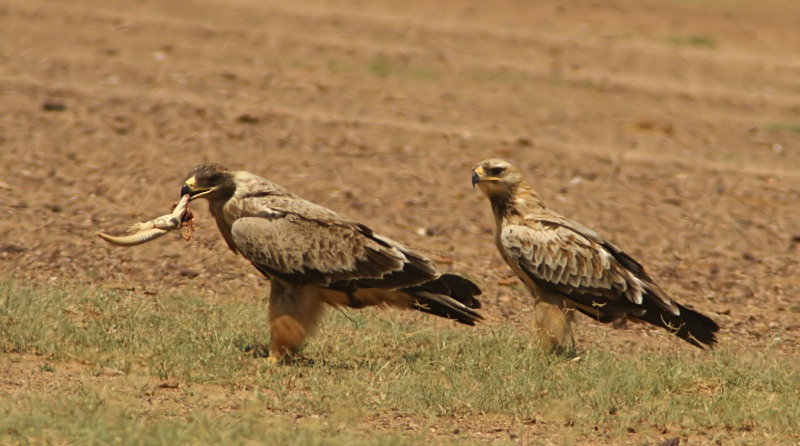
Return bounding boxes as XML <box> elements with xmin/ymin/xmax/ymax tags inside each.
<box><xmin>471</xmin><ymin>166</ymin><xmax>484</xmax><ymax>188</ymax></box>
<box><xmin>181</xmin><ymin>177</ymin><xmax>214</xmax><ymax>201</ymax></box>
<box><xmin>472</xmin><ymin>165</ymin><xmax>501</xmax><ymax>188</ymax></box>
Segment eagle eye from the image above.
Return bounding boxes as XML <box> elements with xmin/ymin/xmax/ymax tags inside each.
<box><xmin>487</xmin><ymin>166</ymin><xmax>505</xmax><ymax>177</ymax></box>
<box><xmin>204</xmin><ymin>173</ymin><xmax>222</xmax><ymax>185</ymax></box>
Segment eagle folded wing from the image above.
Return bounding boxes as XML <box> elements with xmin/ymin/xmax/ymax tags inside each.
<box><xmin>500</xmin><ymin>219</ymin><xmax>671</xmax><ymax>320</ymax></box>
<box><xmin>230</xmin><ymin>215</ymin><xmax>438</xmax><ymax>291</ymax></box>
<box><xmin>502</xmin><ymin>221</ymin><xmax>626</xmax><ymax>290</ymax></box>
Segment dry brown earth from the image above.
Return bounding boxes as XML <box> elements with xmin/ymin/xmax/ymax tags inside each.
<box><xmin>1</xmin><ymin>0</ymin><xmax>799</xmax><ymax>443</ymax></box>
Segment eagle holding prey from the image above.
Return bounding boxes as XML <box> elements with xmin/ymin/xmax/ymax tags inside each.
<box><xmin>177</xmin><ymin>162</ymin><xmax>483</xmax><ymax>361</ymax></box>
<box><xmin>472</xmin><ymin>159</ymin><xmax>719</xmax><ymax>351</ymax></box>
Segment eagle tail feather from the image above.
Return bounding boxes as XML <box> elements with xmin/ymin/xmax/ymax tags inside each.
<box><xmin>406</xmin><ymin>291</ymin><xmax>483</xmax><ymax>326</ymax></box>
<box><xmin>404</xmin><ymin>273</ymin><xmax>482</xmax><ymax>309</ymax></box>
<box><xmin>636</xmin><ymin>298</ymin><xmax>719</xmax><ymax>348</ymax></box>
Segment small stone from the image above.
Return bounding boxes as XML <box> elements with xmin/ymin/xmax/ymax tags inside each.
<box><xmin>42</xmin><ymin>99</ymin><xmax>66</xmax><ymax>112</ymax></box>
<box><xmin>237</xmin><ymin>113</ymin><xmax>260</xmax><ymax>124</ymax></box>
<box><xmin>0</xmin><ymin>244</ymin><xmax>26</xmax><ymax>254</ymax></box>
<box><xmin>516</xmin><ymin>136</ymin><xmax>533</xmax><ymax>146</ymax></box>
<box><xmin>179</xmin><ymin>269</ymin><xmax>200</xmax><ymax>279</ymax></box>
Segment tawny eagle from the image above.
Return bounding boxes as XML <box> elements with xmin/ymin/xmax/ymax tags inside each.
<box><xmin>472</xmin><ymin>159</ymin><xmax>718</xmax><ymax>350</ymax></box>
<box><xmin>181</xmin><ymin>163</ymin><xmax>482</xmax><ymax>361</ymax></box>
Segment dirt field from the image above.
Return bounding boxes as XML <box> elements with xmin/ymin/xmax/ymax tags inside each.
<box><xmin>2</xmin><ymin>0</ymin><xmax>799</xmax><ymax>443</ymax></box>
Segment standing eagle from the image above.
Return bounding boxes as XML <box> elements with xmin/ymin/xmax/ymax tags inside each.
<box><xmin>181</xmin><ymin>163</ymin><xmax>482</xmax><ymax>361</ymax></box>
<box><xmin>472</xmin><ymin>159</ymin><xmax>718</xmax><ymax>350</ymax></box>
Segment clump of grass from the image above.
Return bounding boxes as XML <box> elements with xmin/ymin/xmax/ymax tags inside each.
<box><xmin>0</xmin><ymin>281</ymin><xmax>270</xmax><ymax>381</ymax></box>
<box><xmin>366</xmin><ymin>54</ymin><xmax>440</xmax><ymax>80</ymax></box>
<box><xmin>369</xmin><ymin>54</ymin><xmax>394</xmax><ymax>77</ymax></box>
<box><xmin>327</xmin><ymin>58</ymin><xmax>347</xmax><ymax>73</ymax></box>
<box><xmin>663</xmin><ymin>34</ymin><xmax>718</xmax><ymax>49</ymax></box>
<box><xmin>761</xmin><ymin>122</ymin><xmax>800</xmax><ymax>134</ymax></box>
<box><xmin>0</xmin><ymin>393</ymin><xmax>408</xmax><ymax>445</ymax></box>
<box><xmin>466</xmin><ymin>67</ymin><xmax>530</xmax><ymax>86</ymax></box>
<box><xmin>1</xmin><ymin>281</ymin><xmax>799</xmax><ymax>444</ymax></box>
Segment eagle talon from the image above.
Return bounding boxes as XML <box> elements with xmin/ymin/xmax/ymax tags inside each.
<box><xmin>97</xmin><ymin>194</ymin><xmax>194</xmax><ymax>246</ymax></box>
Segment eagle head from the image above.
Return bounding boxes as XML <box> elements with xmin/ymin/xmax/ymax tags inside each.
<box><xmin>181</xmin><ymin>162</ymin><xmax>236</xmax><ymax>202</ymax></box>
<box><xmin>471</xmin><ymin>159</ymin><xmax>523</xmax><ymax>194</ymax></box>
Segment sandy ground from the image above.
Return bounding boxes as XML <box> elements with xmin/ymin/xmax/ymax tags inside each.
<box><xmin>1</xmin><ymin>0</ymin><xmax>799</xmax><ymax>442</ymax></box>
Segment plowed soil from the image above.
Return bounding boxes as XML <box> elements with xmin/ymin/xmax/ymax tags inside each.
<box><xmin>1</xmin><ymin>0</ymin><xmax>799</xmax><ymax>442</ymax></box>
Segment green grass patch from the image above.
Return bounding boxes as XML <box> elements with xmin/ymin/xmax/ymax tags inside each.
<box><xmin>0</xmin><ymin>393</ymin><xmax>407</xmax><ymax>445</ymax></box>
<box><xmin>366</xmin><ymin>54</ymin><xmax>440</xmax><ymax>80</ymax></box>
<box><xmin>324</xmin><ymin>56</ymin><xmax>440</xmax><ymax>81</ymax></box>
<box><xmin>0</xmin><ymin>282</ymin><xmax>269</xmax><ymax>381</ymax></box>
<box><xmin>761</xmin><ymin>121</ymin><xmax>800</xmax><ymax>134</ymax></box>
<box><xmin>368</xmin><ymin>54</ymin><xmax>394</xmax><ymax>77</ymax></box>
<box><xmin>465</xmin><ymin>67</ymin><xmax>531</xmax><ymax>86</ymax></box>
<box><xmin>1</xmin><ymin>281</ymin><xmax>799</xmax><ymax>444</ymax></box>
<box><xmin>662</xmin><ymin>34</ymin><xmax>718</xmax><ymax>49</ymax></box>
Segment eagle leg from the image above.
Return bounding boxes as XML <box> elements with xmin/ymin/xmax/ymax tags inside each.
<box><xmin>267</xmin><ymin>280</ymin><xmax>326</xmax><ymax>362</ymax></box>
<box><xmin>531</xmin><ymin>301</ymin><xmax>576</xmax><ymax>354</ymax></box>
